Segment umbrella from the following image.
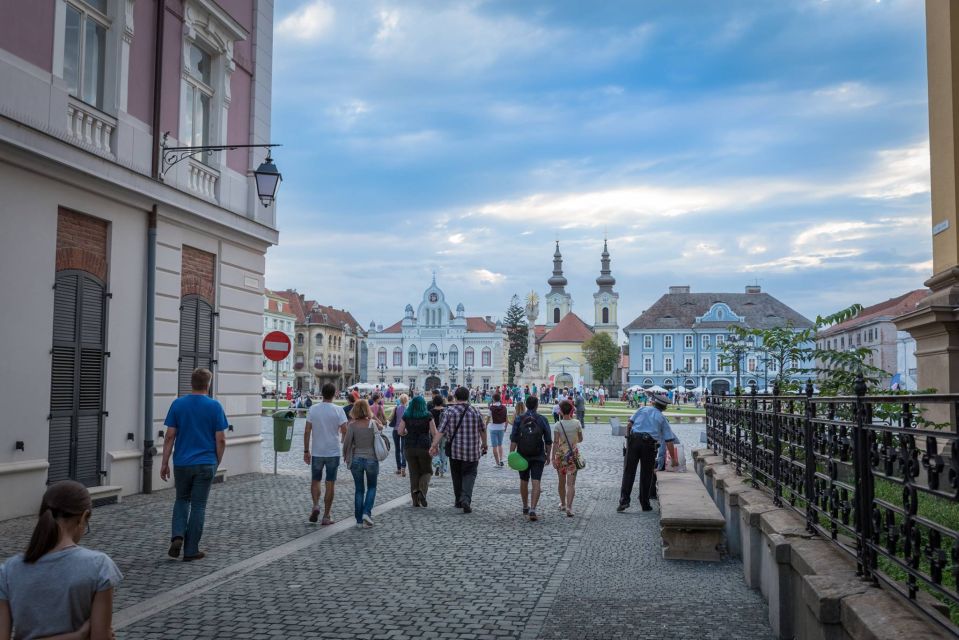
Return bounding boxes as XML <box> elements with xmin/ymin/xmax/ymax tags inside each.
<box><xmin>646</xmin><ymin>385</ymin><xmax>668</xmax><ymax>393</ymax></box>
<box><xmin>262</xmin><ymin>377</ymin><xmax>276</xmax><ymax>389</ymax></box>
<box><xmin>351</xmin><ymin>382</ymin><xmax>376</xmax><ymax>392</ymax></box>
<box><xmin>690</xmin><ymin>386</ymin><xmax>707</xmax><ymax>393</ymax></box>
<box><xmin>391</xmin><ymin>382</ymin><xmax>410</xmax><ymax>391</ymax></box>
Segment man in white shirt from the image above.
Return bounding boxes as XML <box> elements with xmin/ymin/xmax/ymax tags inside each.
<box><xmin>303</xmin><ymin>383</ymin><xmax>347</xmax><ymax>525</ymax></box>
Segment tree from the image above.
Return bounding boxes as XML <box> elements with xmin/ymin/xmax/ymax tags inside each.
<box><xmin>583</xmin><ymin>332</ymin><xmax>619</xmax><ymax>388</ymax></box>
<box><xmin>504</xmin><ymin>295</ymin><xmax>528</xmax><ymax>384</ymax></box>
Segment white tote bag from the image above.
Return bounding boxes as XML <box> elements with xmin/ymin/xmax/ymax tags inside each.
<box><xmin>370</xmin><ymin>420</ymin><xmax>391</xmax><ymax>462</ymax></box>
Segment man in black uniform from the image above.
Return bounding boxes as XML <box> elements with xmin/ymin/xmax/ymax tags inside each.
<box><xmin>618</xmin><ymin>392</ymin><xmax>677</xmax><ymax>512</ymax></box>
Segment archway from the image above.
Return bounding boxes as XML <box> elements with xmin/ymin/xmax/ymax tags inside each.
<box><xmin>711</xmin><ymin>379</ymin><xmax>731</xmax><ymax>395</ymax></box>
<box><xmin>425</xmin><ymin>376</ymin><xmax>441</xmax><ymax>391</ymax></box>
<box><xmin>555</xmin><ymin>373</ymin><xmax>574</xmax><ymax>388</ymax></box>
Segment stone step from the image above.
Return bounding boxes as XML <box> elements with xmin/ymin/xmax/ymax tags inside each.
<box><xmin>89</xmin><ymin>485</ymin><xmax>122</xmax><ymax>508</ymax></box>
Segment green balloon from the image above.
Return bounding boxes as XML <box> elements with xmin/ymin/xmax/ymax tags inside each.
<box><xmin>507</xmin><ymin>451</ymin><xmax>529</xmax><ymax>471</ymax></box>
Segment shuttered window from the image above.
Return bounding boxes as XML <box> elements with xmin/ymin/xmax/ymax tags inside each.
<box><xmin>49</xmin><ymin>270</ymin><xmax>107</xmax><ymax>487</ymax></box>
<box><xmin>178</xmin><ymin>295</ymin><xmax>215</xmax><ymax>396</ymax></box>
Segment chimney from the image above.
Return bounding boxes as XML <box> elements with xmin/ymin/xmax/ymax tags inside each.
<box><xmin>745</xmin><ymin>285</ymin><xmax>761</xmax><ymax>294</ymax></box>
<box><xmin>669</xmin><ymin>286</ymin><xmax>690</xmax><ymax>294</ymax></box>
<box><xmin>485</xmin><ymin>315</ymin><xmax>492</xmax><ymax>322</ymax></box>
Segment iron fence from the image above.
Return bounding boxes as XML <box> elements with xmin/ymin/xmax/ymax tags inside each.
<box><xmin>705</xmin><ymin>378</ymin><xmax>959</xmax><ymax>633</ymax></box>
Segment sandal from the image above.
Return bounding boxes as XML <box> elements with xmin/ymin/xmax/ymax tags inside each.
<box><xmin>566</xmin><ymin>510</ymin><xmax>574</xmax><ymax>518</ymax></box>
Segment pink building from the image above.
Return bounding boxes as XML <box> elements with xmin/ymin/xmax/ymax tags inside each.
<box><xmin>0</xmin><ymin>1</ymin><xmax>277</xmax><ymax>520</ymax></box>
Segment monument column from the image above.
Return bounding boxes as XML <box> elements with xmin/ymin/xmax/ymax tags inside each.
<box><xmin>896</xmin><ymin>0</ymin><xmax>959</xmax><ymax>395</ymax></box>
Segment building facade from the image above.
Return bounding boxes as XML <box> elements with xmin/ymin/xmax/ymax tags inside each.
<box><xmin>624</xmin><ymin>285</ymin><xmax>814</xmax><ymax>394</ymax></box>
<box><xmin>816</xmin><ymin>289</ymin><xmax>929</xmax><ymax>389</ymax></box>
<box><xmin>277</xmin><ymin>291</ymin><xmax>365</xmax><ymax>394</ymax></box>
<box><xmin>366</xmin><ymin>278</ymin><xmax>507</xmax><ymax>392</ymax></box>
<box><xmin>0</xmin><ymin>1</ymin><xmax>277</xmax><ymax>520</ymax></box>
<box><xmin>262</xmin><ymin>289</ymin><xmax>296</xmax><ymax>393</ymax></box>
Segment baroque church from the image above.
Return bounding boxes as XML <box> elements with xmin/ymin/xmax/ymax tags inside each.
<box><xmin>518</xmin><ymin>240</ymin><xmax>620</xmax><ymax>388</ymax></box>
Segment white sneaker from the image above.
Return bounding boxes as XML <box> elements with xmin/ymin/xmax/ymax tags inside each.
<box><xmin>355</xmin><ymin>523</ymin><xmax>363</xmax><ymax>529</ymax></box>
<box><xmin>362</xmin><ymin>514</ymin><xmax>374</xmax><ymax>527</ymax></box>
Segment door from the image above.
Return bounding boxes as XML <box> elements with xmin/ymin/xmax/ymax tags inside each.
<box><xmin>425</xmin><ymin>376</ymin><xmax>441</xmax><ymax>391</ymax></box>
<box><xmin>178</xmin><ymin>295</ymin><xmax>215</xmax><ymax>396</ymax></box>
<box><xmin>711</xmin><ymin>379</ymin><xmax>731</xmax><ymax>395</ymax></box>
<box><xmin>49</xmin><ymin>271</ymin><xmax>106</xmax><ymax>487</ymax></box>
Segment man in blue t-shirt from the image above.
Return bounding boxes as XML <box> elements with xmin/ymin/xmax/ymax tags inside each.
<box><xmin>160</xmin><ymin>368</ymin><xmax>228</xmax><ymax>561</ymax></box>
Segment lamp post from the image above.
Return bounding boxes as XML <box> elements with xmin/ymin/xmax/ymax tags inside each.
<box><xmin>160</xmin><ymin>133</ymin><xmax>282</xmax><ymax>206</ymax></box>
<box><xmin>377</xmin><ymin>363</ymin><xmax>386</xmax><ymax>384</ymax></box>
<box><xmin>449</xmin><ymin>364</ymin><xmax>458</xmax><ymax>387</ymax></box>
<box><xmin>465</xmin><ymin>365</ymin><xmax>474</xmax><ymax>387</ymax></box>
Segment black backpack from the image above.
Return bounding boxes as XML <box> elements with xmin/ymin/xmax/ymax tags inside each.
<box><xmin>517</xmin><ymin>415</ymin><xmax>544</xmax><ymax>457</ymax></box>
<box><xmin>489</xmin><ymin>403</ymin><xmax>508</xmax><ymax>424</ymax></box>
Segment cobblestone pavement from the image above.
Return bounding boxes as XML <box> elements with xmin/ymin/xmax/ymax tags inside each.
<box><xmin>2</xmin><ymin>417</ymin><xmax>771</xmax><ymax>639</ymax></box>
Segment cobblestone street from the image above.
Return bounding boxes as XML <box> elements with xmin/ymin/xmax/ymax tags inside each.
<box><xmin>1</xmin><ymin>418</ymin><xmax>772</xmax><ymax>639</ymax></box>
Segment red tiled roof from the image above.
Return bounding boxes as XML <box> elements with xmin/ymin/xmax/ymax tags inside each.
<box><xmin>540</xmin><ymin>313</ymin><xmax>594</xmax><ymax>344</ymax></box>
<box><xmin>533</xmin><ymin>325</ymin><xmax>550</xmax><ymax>340</ymax></box>
<box><xmin>381</xmin><ymin>320</ymin><xmax>403</xmax><ymax>333</ymax></box>
<box><xmin>819</xmin><ymin>289</ymin><xmax>929</xmax><ymax>337</ymax></box>
<box><xmin>274</xmin><ymin>290</ymin><xmax>363</xmax><ymax>332</ymax></box>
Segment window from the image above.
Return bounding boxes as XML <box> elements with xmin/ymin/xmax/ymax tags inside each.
<box><xmin>449</xmin><ymin>345</ymin><xmax>458</xmax><ymax>366</ymax></box>
<box><xmin>684</xmin><ymin>335</ymin><xmax>693</xmax><ymax>349</ymax></box>
<box><xmin>664</xmin><ymin>335</ymin><xmax>673</xmax><ymax>350</ymax></box>
<box><xmin>602</xmin><ymin>307</ymin><xmax>609</xmax><ymax>324</ymax></box>
<box><xmin>664</xmin><ymin>357</ymin><xmax>673</xmax><ymax>372</ymax></box>
<box><xmin>701</xmin><ymin>357</ymin><xmax>710</xmax><ymax>373</ymax></box>
<box><xmin>643</xmin><ymin>357</ymin><xmax>652</xmax><ymax>373</ymax></box>
<box><xmin>178</xmin><ymin>295</ymin><xmax>215</xmax><ymax>397</ymax></box>
<box><xmin>377</xmin><ymin>348</ymin><xmax>387</xmax><ymax>367</ymax></box>
<box><xmin>747</xmin><ymin>357</ymin><xmax>757</xmax><ymax>372</ymax></box>
<box><xmin>182</xmin><ymin>44</ymin><xmax>213</xmax><ymax>153</ymax></box>
<box><xmin>716</xmin><ymin>335</ymin><xmax>725</xmax><ymax>346</ymax></box>
<box><xmin>272</xmin><ymin>319</ymin><xmax>278</xmax><ymax>329</ymax></box>
<box><xmin>296</xmin><ymin>333</ymin><xmax>304</xmax><ymax>346</ymax></box>
<box><xmin>553</xmin><ymin>307</ymin><xmax>560</xmax><ymax>323</ymax></box>
<box><xmin>643</xmin><ymin>335</ymin><xmax>652</xmax><ymax>349</ymax></box>
<box><xmin>482</xmin><ymin>347</ymin><xmax>492</xmax><ymax>367</ymax></box>
<box><xmin>465</xmin><ymin>347</ymin><xmax>475</xmax><ymax>366</ymax></box>
<box><xmin>663</xmin><ymin>378</ymin><xmax>674</xmax><ymax>389</ymax></box>
<box><xmin>684</xmin><ymin>357</ymin><xmax>693</xmax><ymax>372</ymax></box>
<box><xmin>64</xmin><ymin>1</ymin><xmax>107</xmax><ymax>109</ymax></box>
<box><xmin>408</xmin><ymin>345</ymin><xmax>417</xmax><ymax>366</ymax></box>
<box><xmin>315</xmin><ymin>334</ymin><xmax>322</xmax><ymax>346</ymax></box>
<box><xmin>702</xmin><ymin>335</ymin><xmax>710</xmax><ymax>349</ymax></box>
<box><xmin>392</xmin><ymin>348</ymin><xmax>402</xmax><ymax>366</ymax></box>
<box><xmin>428</xmin><ymin>344</ymin><xmax>439</xmax><ymax>366</ymax></box>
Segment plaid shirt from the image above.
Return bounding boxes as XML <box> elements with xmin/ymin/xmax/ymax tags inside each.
<box><xmin>439</xmin><ymin>402</ymin><xmax>486</xmax><ymax>461</ymax></box>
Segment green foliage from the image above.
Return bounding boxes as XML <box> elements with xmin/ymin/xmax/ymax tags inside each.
<box><xmin>504</xmin><ymin>296</ymin><xmax>528</xmax><ymax>384</ymax></box>
<box><xmin>583</xmin><ymin>332</ymin><xmax>620</xmax><ymax>387</ymax></box>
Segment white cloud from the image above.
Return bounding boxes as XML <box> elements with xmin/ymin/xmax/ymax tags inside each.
<box><xmin>327</xmin><ymin>99</ymin><xmax>371</xmax><ymax>128</ymax></box>
<box><xmin>812</xmin><ymin>81</ymin><xmax>883</xmax><ymax>110</ymax></box>
<box><xmin>277</xmin><ymin>1</ymin><xmax>335</xmax><ymax>41</ymax></box>
<box><xmin>448</xmin><ymin>233</ymin><xmax>466</xmax><ymax>244</ymax></box>
<box><xmin>856</xmin><ymin>141</ymin><xmax>930</xmax><ymax>199</ymax></box>
<box><xmin>473</xmin><ymin>269</ymin><xmax>506</xmax><ymax>285</ymax></box>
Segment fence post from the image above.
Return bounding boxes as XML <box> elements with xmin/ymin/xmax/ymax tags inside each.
<box><xmin>750</xmin><ymin>381</ymin><xmax>759</xmax><ymax>488</ymax></box>
<box><xmin>772</xmin><ymin>382</ymin><xmax>782</xmax><ymax>507</ymax></box>
<box><xmin>852</xmin><ymin>373</ymin><xmax>874</xmax><ymax>582</ymax></box>
<box><xmin>804</xmin><ymin>379</ymin><xmax>816</xmax><ymax>533</ymax></box>
<box><xmin>735</xmin><ymin>386</ymin><xmax>742</xmax><ymax>475</ymax></box>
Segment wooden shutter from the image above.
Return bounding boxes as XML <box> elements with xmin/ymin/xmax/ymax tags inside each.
<box><xmin>178</xmin><ymin>295</ymin><xmax>215</xmax><ymax>396</ymax></box>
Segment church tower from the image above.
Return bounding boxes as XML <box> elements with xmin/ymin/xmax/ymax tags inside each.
<box><xmin>545</xmin><ymin>241</ymin><xmax>572</xmax><ymax>327</ymax></box>
<box><xmin>592</xmin><ymin>239</ymin><xmax>619</xmax><ymax>340</ymax></box>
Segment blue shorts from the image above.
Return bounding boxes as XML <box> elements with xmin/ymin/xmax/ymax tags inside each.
<box><xmin>489</xmin><ymin>430</ymin><xmax>505</xmax><ymax>447</ymax></box>
<box><xmin>311</xmin><ymin>456</ymin><xmax>340</xmax><ymax>482</ymax></box>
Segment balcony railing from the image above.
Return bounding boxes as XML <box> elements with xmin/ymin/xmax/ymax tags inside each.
<box><xmin>66</xmin><ymin>97</ymin><xmax>115</xmax><ymax>156</ymax></box>
<box><xmin>705</xmin><ymin>382</ymin><xmax>959</xmax><ymax>634</ymax></box>
<box><xmin>187</xmin><ymin>159</ymin><xmax>218</xmax><ymax>200</ymax></box>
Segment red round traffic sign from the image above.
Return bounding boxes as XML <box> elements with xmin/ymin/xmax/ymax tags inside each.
<box><xmin>262</xmin><ymin>331</ymin><xmax>292</xmax><ymax>361</ymax></box>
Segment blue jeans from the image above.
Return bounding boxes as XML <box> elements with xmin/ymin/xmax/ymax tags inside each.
<box><xmin>392</xmin><ymin>429</ymin><xmax>406</xmax><ymax>469</ymax></box>
<box><xmin>172</xmin><ymin>464</ymin><xmax>216</xmax><ymax>557</ymax></box>
<box><xmin>350</xmin><ymin>457</ymin><xmax>379</xmax><ymax>523</ymax></box>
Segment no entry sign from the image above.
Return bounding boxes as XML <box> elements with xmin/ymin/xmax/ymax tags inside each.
<box><xmin>262</xmin><ymin>331</ymin><xmax>292</xmax><ymax>362</ymax></box>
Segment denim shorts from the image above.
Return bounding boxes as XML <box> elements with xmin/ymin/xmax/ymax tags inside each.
<box><xmin>311</xmin><ymin>456</ymin><xmax>340</xmax><ymax>482</ymax></box>
<box><xmin>519</xmin><ymin>458</ymin><xmax>546</xmax><ymax>482</ymax></box>
<box><xmin>489</xmin><ymin>429</ymin><xmax>505</xmax><ymax>447</ymax></box>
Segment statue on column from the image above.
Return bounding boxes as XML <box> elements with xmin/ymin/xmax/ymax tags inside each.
<box><xmin>524</xmin><ymin>291</ymin><xmax>539</xmax><ymax>371</ymax></box>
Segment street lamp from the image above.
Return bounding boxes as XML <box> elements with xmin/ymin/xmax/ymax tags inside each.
<box><xmin>465</xmin><ymin>365</ymin><xmax>474</xmax><ymax>387</ymax></box>
<box><xmin>377</xmin><ymin>363</ymin><xmax>386</xmax><ymax>383</ymax></box>
<box><xmin>449</xmin><ymin>364</ymin><xmax>458</xmax><ymax>387</ymax></box>
<box><xmin>252</xmin><ymin>152</ymin><xmax>282</xmax><ymax>207</ymax></box>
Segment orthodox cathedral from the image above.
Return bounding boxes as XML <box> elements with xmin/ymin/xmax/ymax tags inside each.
<box><xmin>518</xmin><ymin>240</ymin><xmax>620</xmax><ymax>388</ymax></box>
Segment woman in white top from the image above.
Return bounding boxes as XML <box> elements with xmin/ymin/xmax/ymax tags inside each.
<box><xmin>552</xmin><ymin>400</ymin><xmax>584</xmax><ymax>517</ymax></box>
<box><xmin>0</xmin><ymin>481</ymin><xmax>122</xmax><ymax>640</ymax></box>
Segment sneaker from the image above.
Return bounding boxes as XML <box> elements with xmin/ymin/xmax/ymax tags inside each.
<box><xmin>641</xmin><ymin>504</ymin><xmax>653</xmax><ymax>512</ymax></box>
<box><xmin>362</xmin><ymin>521</ymin><xmax>373</xmax><ymax>528</ymax></box>
<box><xmin>528</xmin><ymin>510</ymin><xmax>538</xmax><ymax>521</ymax></box>
<box><xmin>557</xmin><ymin>503</ymin><xmax>566</xmax><ymax>511</ymax></box>
<box><xmin>355</xmin><ymin>523</ymin><xmax>363</xmax><ymax>529</ymax></box>
<box><xmin>522</xmin><ymin>507</ymin><xmax>530</xmax><ymax>516</ymax></box>
<box><xmin>183</xmin><ymin>551</ymin><xmax>206</xmax><ymax>562</ymax></box>
<box><xmin>617</xmin><ymin>504</ymin><xmax>628</xmax><ymax>513</ymax></box>
<box><xmin>362</xmin><ymin>513</ymin><xmax>374</xmax><ymax>526</ymax></box>
<box><xmin>321</xmin><ymin>516</ymin><xmax>334</xmax><ymax>526</ymax></box>
<box><xmin>418</xmin><ymin>492</ymin><xmax>428</xmax><ymax>508</ymax></box>
<box><xmin>308</xmin><ymin>508</ymin><xmax>320</xmax><ymax>523</ymax></box>
<box><xmin>498</xmin><ymin>461</ymin><xmax>505</xmax><ymax>467</ymax></box>
<box><xmin>462</xmin><ymin>504</ymin><xmax>472</xmax><ymax>514</ymax></box>
<box><xmin>167</xmin><ymin>537</ymin><xmax>183</xmax><ymax>559</ymax></box>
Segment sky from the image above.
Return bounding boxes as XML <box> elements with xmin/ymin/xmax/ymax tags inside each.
<box><xmin>265</xmin><ymin>0</ymin><xmax>932</xmax><ymax>337</ymax></box>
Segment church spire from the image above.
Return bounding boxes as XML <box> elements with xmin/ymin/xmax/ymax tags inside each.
<box><xmin>596</xmin><ymin>239</ymin><xmax>616</xmax><ymax>292</ymax></box>
<box><xmin>548</xmin><ymin>240</ymin><xmax>568</xmax><ymax>293</ymax></box>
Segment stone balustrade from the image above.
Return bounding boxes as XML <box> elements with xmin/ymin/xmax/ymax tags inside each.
<box><xmin>187</xmin><ymin>160</ymin><xmax>218</xmax><ymax>200</ymax></box>
<box><xmin>66</xmin><ymin>97</ymin><xmax>116</xmax><ymax>156</ymax></box>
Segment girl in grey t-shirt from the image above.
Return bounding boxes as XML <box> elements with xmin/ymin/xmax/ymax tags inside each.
<box><xmin>0</xmin><ymin>481</ymin><xmax>122</xmax><ymax>640</ymax></box>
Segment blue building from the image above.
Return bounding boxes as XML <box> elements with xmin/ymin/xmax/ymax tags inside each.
<box><xmin>624</xmin><ymin>285</ymin><xmax>814</xmax><ymax>394</ymax></box>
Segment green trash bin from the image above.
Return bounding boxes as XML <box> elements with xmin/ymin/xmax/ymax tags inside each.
<box><xmin>272</xmin><ymin>410</ymin><xmax>296</xmax><ymax>453</ymax></box>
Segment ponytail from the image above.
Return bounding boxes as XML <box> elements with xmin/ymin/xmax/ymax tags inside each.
<box><xmin>24</xmin><ymin>480</ymin><xmax>91</xmax><ymax>563</ymax></box>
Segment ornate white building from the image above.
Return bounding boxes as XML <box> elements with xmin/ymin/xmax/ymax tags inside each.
<box><xmin>366</xmin><ymin>278</ymin><xmax>508</xmax><ymax>392</ymax></box>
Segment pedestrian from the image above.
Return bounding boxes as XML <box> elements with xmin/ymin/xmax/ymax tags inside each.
<box><xmin>510</xmin><ymin>395</ymin><xmax>552</xmax><ymax>521</ymax></box>
<box><xmin>486</xmin><ymin>392</ymin><xmax>509</xmax><ymax>467</ymax></box>
<box><xmin>598</xmin><ymin>385</ymin><xmax>606</xmax><ymax>406</ymax></box>
<box><xmin>370</xmin><ymin>393</ymin><xmax>387</xmax><ymax>426</ymax></box>
<box><xmin>397</xmin><ymin>395</ymin><xmax>439</xmax><ymax>507</ymax></box>
<box><xmin>160</xmin><ymin>367</ymin><xmax>227</xmax><ymax>561</ymax></box>
<box><xmin>574</xmin><ymin>389</ymin><xmax>586</xmax><ymax>426</ymax></box>
<box><xmin>390</xmin><ymin>394</ymin><xmax>409</xmax><ymax>477</ymax></box>
<box><xmin>0</xmin><ymin>481</ymin><xmax>122</xmax><ymax>640</ymax></box>
<box><xmin>551</xmin><ymin>396</ymin><xmax>561</xmax><ymax>423</ymax></box>
<box><xmin>429</xmin><ymin>386</ymin><xmax>487</xmax><ymax>513</ymax></box>
<box><xmin>303</xmin><ymin>383</ymin><xmax>347</xmax><ymax>525</ymax></box>
<box><xmin>342</xmin><ymin>399</ymin><xmax>383</xmax><ymax>528</ymax></box>
<box><xmin>343</xmin><ymin>392</ymin><xmax>356</xmax><ymax>421</ymax></box>
<box><xmin>430</xmin><ymin>394</ymin><xmax>448</xmax><ymax>477</ymax></box>
<box><xmin>618</xmin><ymin>392</ymin><xmax>677</xmax><ymax>513</ymax></box>
<box><xmin>553</xmin><ymin>400</ymin><xmax>584</xmax><ymax>518</ymax></box>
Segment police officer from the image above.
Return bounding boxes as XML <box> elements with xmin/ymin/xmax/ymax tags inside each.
<box><xmin>618</xmin><ymin>392</ymin><xmax>677</xmax><ymax>512</ymax></box>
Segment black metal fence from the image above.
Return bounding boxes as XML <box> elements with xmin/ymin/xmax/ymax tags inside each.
<box><xmin>705</xmin><ymin>379</ymin><xmax>959</xmax><ymax>633</ymax></box>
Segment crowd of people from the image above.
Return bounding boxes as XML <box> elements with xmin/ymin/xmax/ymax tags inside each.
<box><xmin>0</xmin><ymin>370</ymin><xmax>682</xmax><ymax>639</ymax></box>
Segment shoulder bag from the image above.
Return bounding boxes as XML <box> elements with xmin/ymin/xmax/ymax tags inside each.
<box><xmin>370</xmin><ymin>419</ymin><xmax>391</xmax><ymax>462</ymax></box>
<box><xmin>559</xmin><ymin>421</ymin><xmax>586</xmax><ymax>470</ymax></box>
<box><xmin>444</xmin><ymin>405</ymin><xmax>469</xmax><ymax>459</ymax></box>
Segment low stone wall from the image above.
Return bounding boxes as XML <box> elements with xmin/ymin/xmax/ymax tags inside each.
<box><xmin>691</xmin><ymin>448</ymin><xmax>953</xmax><ymax>640</ymax></box>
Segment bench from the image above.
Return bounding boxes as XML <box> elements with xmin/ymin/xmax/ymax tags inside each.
<box><xmin>658</xmin><ymin>471</ymin><xmax>726</xmax><ymax>562</ymax></box>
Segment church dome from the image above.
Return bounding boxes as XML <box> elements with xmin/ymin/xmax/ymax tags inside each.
<box><xmin>548</xmin><ymin>241</ymin><xmax>568</xmax><ymax>289</ymax></box>
<box><xmin>595</xmin><ymin>240</ymin><xmax>616</xmax><ymax>291</ymax></box>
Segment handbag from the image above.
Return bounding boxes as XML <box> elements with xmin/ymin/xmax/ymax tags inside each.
<box><xmin>370</xmin><ymin>420</ymin><xmax>391</xmax><ymax>462</ymax></box>
<box><xmin>444</xmin><ymin>405</ymin><xmax>469</xmax><ymax>459</ymax></box>
<box><xmin>559</xmin><ymin>421</ymin><xmax>586</xmax><ymax>470</ymax></box>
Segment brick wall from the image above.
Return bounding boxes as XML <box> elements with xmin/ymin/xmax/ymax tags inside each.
<box><xmin>56</xmin><ymin>207</ymin><xmax>108</xmax><ymax>280</ymax></box>
<box><xmin>181</xmin><ymin>245</ymin><xmax>216</xmax><ymax>302</ymax></box>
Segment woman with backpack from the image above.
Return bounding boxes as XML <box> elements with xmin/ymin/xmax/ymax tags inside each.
<box><xmin>397</xmin><ymin>395</ymin><xmax>439</xmax><ymax>507</ymax></box>
<box><xmin>553</xmin><ymin>400</ymin><xmax>584</xmax><ymax>517</ymax></box>
<box><xmin>342</xmin><ymin>399</ymin><xmax>384</xmax><ymax>528</ymax></box>
<box><xmin>389</xmin><ymin>394</ymin><xmax>408</xmax><ymax>477</ymax></box>
<box><xmin>486</xmin><ymin>393</ymin><xmax>509</xmax><ymax>467</ymax></box>
<box><xmin>0</xmin><ymin>480</ymin><xmax>122</xmax><ymax>640</ymax></box>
